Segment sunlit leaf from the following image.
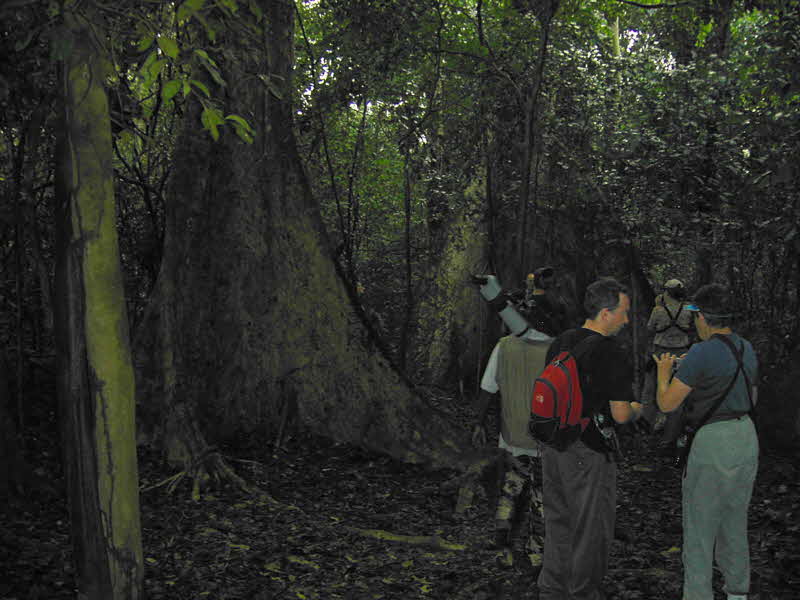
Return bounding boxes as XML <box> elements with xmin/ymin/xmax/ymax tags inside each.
<box><xmin>137</xmin><ymin>36</ymin><xmax>154</xmax><ymax>52</ymax></box>
<box><xmin>225</xmin><ymin>114</ymin><xmax>253</xmax><ymax>132</ymax></box>
<box><xmin>157</xmin><ymin>36</ymin><xmax>179</xmax><ymax>60</ymax></box>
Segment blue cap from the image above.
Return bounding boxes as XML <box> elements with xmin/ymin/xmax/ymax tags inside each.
<box><xmin>685</xmin><ymin>303</ymin><xmax>733</xmax><ymax>319</ymax></box>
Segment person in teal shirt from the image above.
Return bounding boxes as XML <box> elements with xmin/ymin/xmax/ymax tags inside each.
<box><xmin>654</xmin><ymin>283</ymin><xmax>758</xmax><ymax>600</ymax></box>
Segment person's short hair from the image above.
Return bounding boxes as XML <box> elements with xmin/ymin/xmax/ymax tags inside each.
<box><xmin>584</xmin><ymin>278</ymin><xmax>628</xmax><ymax>319</ymax></box>
<box><xmin>691</xmin><ymin>283</ymin><xmax>734</xmax><ymax>328</ymax></box>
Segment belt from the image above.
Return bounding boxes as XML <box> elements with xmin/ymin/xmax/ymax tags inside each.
<box><xmin>706</xmin><ymin>412</ymin><xmax>750</xmax><ymax>426</ymax></box>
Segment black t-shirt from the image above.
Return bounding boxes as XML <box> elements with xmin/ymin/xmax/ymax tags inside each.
<box><xmin>546</xmin><ymin>328</ymin><xmax>635</xmax><ymax>453</ymax></box>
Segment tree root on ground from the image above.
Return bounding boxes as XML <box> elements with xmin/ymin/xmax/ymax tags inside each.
<box><xmin>351</xmin><ymin>528</ymin><xmax>467</xmax><ymax>551</ymax></box>
<box><xmin>141</xmin><ymin>448</ymin><xmax>281</xmax><ymax>504</ymax></box>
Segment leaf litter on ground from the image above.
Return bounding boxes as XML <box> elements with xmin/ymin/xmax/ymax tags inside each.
<box><xmin>1</xmin><ymin>392</ymin><xmax>798</xmax><ymax>600</ymax></box>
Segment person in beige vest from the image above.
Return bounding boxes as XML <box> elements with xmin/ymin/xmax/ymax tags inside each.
<box><xmin>648</xmin><ymin>279</ymin><xmax>694</xmax><ymax>351</ymax></box>
<box><xmin>646</xmin><ymin>279</ymin><xmax>695</xmax><ymax>448</ymax></box>
<box><xmin>472</xmin><ymin>327</ymin><xmax>552</xmax><ymax>569</ymax></box>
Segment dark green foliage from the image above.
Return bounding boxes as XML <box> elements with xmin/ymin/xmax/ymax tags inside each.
<box><xmin>2</xmin><ymin>0</ymin><xmax>800</xmax><ymax>466</ymax></box>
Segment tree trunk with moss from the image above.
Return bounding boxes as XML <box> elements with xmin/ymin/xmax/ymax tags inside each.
<box><xmin>133</xmin><ymin>1</ymin><xmax>478</xmax><ymax>481</ymax></box>
<box><xmin>53</xmin><ymin>5</ymin><xmax>143</xmax><ymax>598</ymax></box>
<box><xmin>409</xmin><ymin>181</ymin><xmax>494</xmax><ymax>391</ymax></box>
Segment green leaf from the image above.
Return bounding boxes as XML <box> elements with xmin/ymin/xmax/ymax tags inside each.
<box><xmin>194</xmin><ymin>48</ymin><xmax>215</xmax><ymax>66</ymax></box>
<box><xmin>201</xmin><ymin>106</ymin><xmax>225</xmax><ymax>127</ymax></box>
<box><xmin>149</xmin><ymin>58</ymin><xmax>168</xmax><ymax>81</ymax></box>
<box><xmin>138</xmin><ymin>51</ymin><xmax>159</xmax><ymax>86</ymax></box>
<box><xmin>231</xmin><ymin>123</ymin><xmax>254</xmax><ymax>144</ymax></box>
<box><xmin>201</xmin><ymin>107</ymin><xmax>221</xmax><ymax>141</ymax></box>
<box><xmin>204</xmin><ymin>64</ymin><xmax>226</xmax><ymax>87</ymax></box>
<box><xmin>225</xmin><ymin>114</ymin><xmax>253</xmax><ymax>133</ymax></box>
<box><xmin>137</xmin><ymin>36</ymin><xmax>154</xmax><ymax>52</ymax></box>
<box><xmin>157</xmin><ymin>36</ymin><xmax>179</xmax><ymax>60</ymax></box>
<box><xmin>162</xmin><ymin>79</ymin><xmax>182</xmax><ymax>102</ymax></box>
<box><xmin>190</xmin><ymin>79</ymin><xmax>211</xmax><ymax>97</ymax></box>
<box><xmin>177</xmin><ymin>0</ymin><xmax>205</xmax><ymax>23</ymax></box>
<box><xmin>193</xmin><ymin>50</ymin><xmax>225</xmax><ymax>86</ymax></box>
<box><xmin>216</xmin><ymin>0</ymin><xmax>238</xmax><ymax>14</ymax></box>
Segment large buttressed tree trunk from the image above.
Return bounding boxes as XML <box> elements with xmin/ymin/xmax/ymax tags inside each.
<box><xmin>135</xmin><ymin>0</ymin><xmax>475</xmax><ymax>474</ymax></box>
<box><xmin>54</xmin><ymin>4</ymin><xmax>143</xmax><ymax>598</ymax></box>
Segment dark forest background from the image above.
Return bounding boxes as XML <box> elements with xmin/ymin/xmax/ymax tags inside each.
<box><xmin>1</xmin><ymin>0</ymin><xmax>799</xmax><ymax>598</ymax></box>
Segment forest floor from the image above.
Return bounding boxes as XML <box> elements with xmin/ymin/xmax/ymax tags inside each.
<box><xmin>1</xmin><ymin>390</ymin><xmax>799</xmax><ymax>600</ymax></box>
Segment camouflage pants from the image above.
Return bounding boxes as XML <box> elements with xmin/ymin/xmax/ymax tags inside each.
<box><xmin>495</xmin><ymin>453</ymin><xmax>545</xmax><ymax>559</ymax></box>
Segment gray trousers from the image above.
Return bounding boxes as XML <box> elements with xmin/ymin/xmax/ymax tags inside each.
<box><xmin>682</xmin><ymin>416</ymin><xmax>758</xmax><ymax>600</ymax></box>
<box><xmin>538</xmin><ymin>442</ymin><xmax>616</xmax><ymax>600</ymax></box>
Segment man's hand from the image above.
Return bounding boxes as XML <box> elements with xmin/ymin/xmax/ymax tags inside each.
<box><xmin>471</xmin><ymin>424</ymin><xmax>487</xmax><ymax>447</ymax></box>
<box><xmin>652</xmin><ymin>352</ymin><xmax>678</xmax><ymax>378</ymax></box>
<box><xmin>630</xmin><ymin>401</ymin><xmax>644</xmax><ymax>419</ymax></box>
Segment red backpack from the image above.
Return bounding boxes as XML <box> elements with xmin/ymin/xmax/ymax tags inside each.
<box><xmin>530</xmin><ymin>334</ymin><xmax>605</xmax><ymax>449</ymax></box>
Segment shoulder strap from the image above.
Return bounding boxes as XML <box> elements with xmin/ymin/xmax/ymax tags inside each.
<box><xmin>664</xmin><ymin>303</ymin><xmax>676</xmax><ymax>321</ymax></box>
<box><xmin>712</xmin><ymin>334</ymin><xmax>754</xmax><ymax>410</ymax></box>
<box><xmin>673</xmin><ymin>303</ymin><xmax>684</xmax><ymax>321</ymax></box>
<box><xmin>566</xmin><ymin>333</ymin><xmax>605</xmax><ymax>361</ymax></box>
<box><xmin>655</xmin><ymin>302</ymin><xmax>692</xmax><ymax>334</ymax></box>
<box><xmin>690</xmin><ymin>335</ymin><xmax>745</xmax><ymax>431</ymax></box>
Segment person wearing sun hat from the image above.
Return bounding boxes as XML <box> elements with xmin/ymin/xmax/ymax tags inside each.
<box><xmin>645</xmin><ymin>278</ymin><xmax>695</xmax><ymax>447</ymax></box>
<box><xmin>653</xmin><ymin>283</ymin><xmax>758</xmax><ymax>600</ymax></box>
<box><xmin>648</xmin><ymin>279</ymin><xmax>694</xmax><ymax>352</ymax></box>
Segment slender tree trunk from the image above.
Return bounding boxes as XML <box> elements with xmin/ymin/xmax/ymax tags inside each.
<box><xmin>13</xmin><ymin>131</ymin><xmax>25</xmax><ymax>433</ymax></box>
<box><xmin>516</xmin><ymin>2</ymin><xmax>557</xmax><ymax>281</ymax></box>
<box><xmin>398</xmin><ymin>156</ymin><xmax>414</xmax><ymax>372</ymax></box>
<box><xmin>54</xmin><ymin>4</ymin><xmax>143</xmax><ymax>598</ymax></box>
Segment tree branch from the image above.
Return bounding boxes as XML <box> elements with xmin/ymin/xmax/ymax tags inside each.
<box><xmin>616</xmin><ymin>0</ymin><xmax>688</xmax><ymax>8</ymax></box>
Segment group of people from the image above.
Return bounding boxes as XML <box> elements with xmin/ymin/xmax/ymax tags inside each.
<box><xmin>472</xmin><ymin>271</ymin><xmax>759</xmax><ymax>600</ymax></box>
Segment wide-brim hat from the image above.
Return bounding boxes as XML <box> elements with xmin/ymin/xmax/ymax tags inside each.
<box><xmin>664</xmin><ymin>278</ymin><xmax>683</xmax><ymax>289</ymax></box>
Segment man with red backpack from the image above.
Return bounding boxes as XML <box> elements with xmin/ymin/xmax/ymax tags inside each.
<box><xmin>536</xmin><ymin>278</ymin><xmax>643</xmax><ymax>600</ymax></box>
